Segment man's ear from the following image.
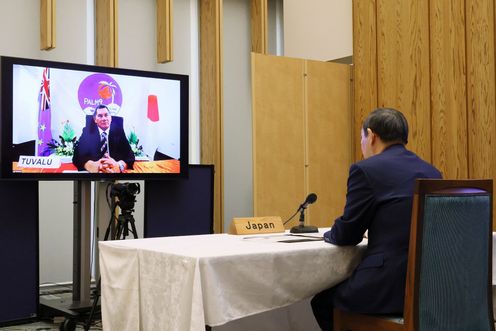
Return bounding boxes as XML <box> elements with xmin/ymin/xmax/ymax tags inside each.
<box><xmin>366</xmin><ymin>128</ymin><xmax>375</xmax><ymax>143</ymax></box>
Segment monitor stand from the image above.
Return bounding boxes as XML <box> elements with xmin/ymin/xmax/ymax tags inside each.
<box><xmin>40</xmin><ymin>181</ymin><xmax>93</xmax><ymax>326</ymax></box>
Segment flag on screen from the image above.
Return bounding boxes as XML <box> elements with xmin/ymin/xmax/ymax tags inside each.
<box><xmin>37</xmin><ymin>67</ymin><xmax>52</xmax><ymax>156</ymax></box>
<box><xmin>141</xmin><ymin>94</ymin><xmax>161</xmax><ymax>158</ymax></box>
<box><xmin>147</xmin><ymin>94</ymin><xmax>159</xmax><ymax>122</ymax></box>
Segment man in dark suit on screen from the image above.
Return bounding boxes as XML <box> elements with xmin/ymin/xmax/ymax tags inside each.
<box><xmin>72</xmin><ymin>104</ymin><xmax>135</xmax><ymax>173</ymax></box>
<box><xmin>311</xmin><ymin>108</ymin><xmax>442</xmax><ymax>331</ymax></box>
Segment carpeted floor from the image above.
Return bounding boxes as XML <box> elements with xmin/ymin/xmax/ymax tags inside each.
<box><xmin>0</xmin><ymin>319</ymin><xmax>102</xmax><ymax>331</ymax></box>
<box><xmin>1</xmin><ymin>284</ymin><xmax>101</xmax><ymax>331</ymax></box>
<box><xmin>3</xmin><ymin>286</ymin><xmax>496</xmax><ymax>330</ymax></box>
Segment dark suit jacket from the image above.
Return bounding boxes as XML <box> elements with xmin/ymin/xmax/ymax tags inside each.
<box><xmin>72</xmin><ymin>120</ymin><xmax>135</xmax><ymax>171</ymax></box>
<box><xmin>324</xmin><ymin>144</ymin><xmax>442</xmax><ymax>314</ymax></box>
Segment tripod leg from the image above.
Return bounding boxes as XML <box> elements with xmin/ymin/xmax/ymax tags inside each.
<box><xmin>84</xmin><ymin>277</ymin><xmax>101</xmax><ymax>331</ymax></box>
<box><xmin>129</xmin><ymin>217</ymin><xmax>139</xmax><ymax>239</ymax></box>
<box><xmin>115</xmin><ymin>217</ymin><xmax>125</xmax><ymax>240</ymax></box>
<box><xmin>104</xmin><ymin>203</ymin><xmax>117</xmax><ymax>242</ymax></box>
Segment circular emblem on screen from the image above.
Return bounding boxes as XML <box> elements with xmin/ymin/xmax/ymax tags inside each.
<box><xmin>78</xmin><ymin>73</ymin><xmax>122</xmax><ymax>115</ymax></box>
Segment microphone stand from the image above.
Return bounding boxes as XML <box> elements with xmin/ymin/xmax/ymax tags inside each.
<box><xmin>290</xmin><ymin>206</ymin><xmax>318</xmax><ymax>233</ymax></box>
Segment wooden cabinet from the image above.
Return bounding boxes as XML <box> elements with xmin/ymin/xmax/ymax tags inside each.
<box><xmin>252</xmin><ymin>53</ymin><xmax>353</xmax><ymax>228</ymax></box>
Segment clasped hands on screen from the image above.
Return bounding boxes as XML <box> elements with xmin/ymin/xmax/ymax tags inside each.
<box><xmin>84</xmin><ymin>153</ymin><xmax>122</xmax><ymax>173</ymax></box>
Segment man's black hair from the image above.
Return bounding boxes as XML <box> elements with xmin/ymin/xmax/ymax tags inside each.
<box><xmin>362</xmin><ymin>107</ymin><xmax>409</xmax><ymax>144</ymax></box>
<box><xmin>92</xmin><ymin>104</ymin><xmax>110</xmax><ymax>119</ymax></box>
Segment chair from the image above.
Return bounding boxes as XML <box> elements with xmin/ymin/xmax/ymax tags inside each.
<box><xmin>334</xmin><ymin>179</ymin><xmax>494</xmax><ymax>331</ymax></box>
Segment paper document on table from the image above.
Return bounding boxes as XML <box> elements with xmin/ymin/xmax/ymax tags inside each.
<box><xmin>277</xmin><ymin>234</ymin><xmax>324</xmax><ymax>243</ymax></box>
<box><xmin>241</xmin><ymin>233</ymin><xmax>323</xmax><ymax>243</ymax></box>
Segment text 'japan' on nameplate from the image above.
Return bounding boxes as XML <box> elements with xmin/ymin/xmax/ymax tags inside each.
<box><xmin>228</xmin><ymin>216</ymin><xmax>285</xmax><ymax>235</ymax></box>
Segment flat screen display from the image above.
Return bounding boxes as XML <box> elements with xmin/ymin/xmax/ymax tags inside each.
<box><xmin>0</xmin><ymin>56</ymin><xmax>188</xmax><ymax>180</ymax></box>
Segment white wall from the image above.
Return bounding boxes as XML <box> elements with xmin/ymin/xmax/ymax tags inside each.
<box><xmin>0</xmin><ymin>0</ymin><xmax>94</xmax><ymax>285</ymax></box>
<box><xmin>118</xmin><ymin>0</ymin><xmax>200</xmax><ymax>239</ymax></box>
<box><xmin>221</xmin><ymin>0</ymin><xmax>353</xmax><ymax>232</ymax></box>
<box><xmin>119</xmin><ymin>0</ymin><xmax>200</xmax><ymax>164</ymax></box>
<box><xmin>283</xmin><ymin>0</ymin><xmax>352</xmax><ymax>61</ymax></box>
<box><xmin>0</xmin><ymin>0</ymin><xmax>200</xmax><ymax>284</ymax></box>
<box><xmin>0</xmin><ymin>0</ymin><xmax>353</xmax><ymax>284</ymax></box>
<box><xmin>268</xmin><ymin>0</ymin><xmax>284</xmax><ymax>55</ymax></box>
<box><xmin>0</xmin><ymin>1</ymin><xmax>42</xmax><ymax>58</ymax></box>
<box><xmin>223</xmin><ymin>0</ymin><xmax>253</xmax><ymax>230</ymax></box>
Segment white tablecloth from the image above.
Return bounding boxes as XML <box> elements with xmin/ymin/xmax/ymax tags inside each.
<box><xmin>99</xmin><ymin>229</ymin><xmax>367</xmax><ymax>331</ymax></box>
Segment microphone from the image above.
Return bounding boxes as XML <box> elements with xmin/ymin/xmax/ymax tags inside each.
<box><xmin>299</xmin><ymin>193</ymin><xmax>317</xmax><ymax>210</ymax></box>
<box><xmin>290</xmin><ymin>193</ymin><xmax>319</xmax><ymax>233</ymax></box>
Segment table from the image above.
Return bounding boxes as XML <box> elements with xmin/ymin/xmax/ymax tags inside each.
<box><xmin>99</xmin><ymin>229</ymin><xmax>367</xmax><ymax>331</ymax></box>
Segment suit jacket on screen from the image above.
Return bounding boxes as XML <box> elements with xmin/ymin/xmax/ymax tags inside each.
<box><xmin>72</xmin><ymin>121</ymin><xmax>135</xmax><ymax>171</ymax></box>
<box><xmin>324</xmin><ymin>144</ymin><xmax>442</xmax><ymax>314</ymax></box>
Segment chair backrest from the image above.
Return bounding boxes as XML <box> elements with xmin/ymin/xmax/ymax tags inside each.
<box><xmin>404</xmin><ymin>179</ymin><xmax>494</xmax><ymax>331</ymax></box>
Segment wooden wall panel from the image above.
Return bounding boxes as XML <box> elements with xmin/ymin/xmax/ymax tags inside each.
<box><xmin>466</xmin><ymin>0</ymin><xmax>496</xmax><ymax>227</ymax></box>
<box><xmin>200</xmin><ymin>0</ymin><xmax>224</xmax><ymax>233</ymax></box>
<box><xmin>251</xmin><ymin>0</ymin><xmax>267</xmax><ymax>54</ymax></box>
<box><xmin>376</xmin><ymin>0</ymin><xmax>431</xmax><ymax>161</ymax></box>
<box><xmin>40</xmin><ymin>0</ymin><xmax>56</xmax><ymax>50</ymax></box>
<box><xmin>252</xmin><ymin>53</ymin><xmax>306</xmax><ymax>222</ymax></box>
<box><xmin>354</xmin><ymin>0</ymin><xmax>496</xmax><ymax>228</ymax></box>
<box><xmin>157</xmin><ymin>0</ymin><xmax>173</xmax><ymax>63</ymax></box>
<box><xmin>352</xmin><ymin>0</ymin><xmax>377</xmax><ymax>162</ymax></box>
<box><xmin>306</xmin><ymin>61</ymin><xmax>352</xmax><ymax>228</ymax></box>
<box><xmin>466</xmin><ymin>0</ymin><xmax>496</xmax><ymax>179</ymax></box>
<box><xmin>429</xmin><ymin>0</ymin><xmax>468</xmax><ymax>179</ymax></box>
<box><xmin>96</xmin><ymin>0</ymin><xmax>118</xmax><ymax>67</ymax></box>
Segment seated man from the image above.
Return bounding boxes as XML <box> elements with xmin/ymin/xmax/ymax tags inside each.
<box><xmin>72</xmin><ymin>104</ymin><xmax>135</xmax><ymax>173</ymax></box>
<box><xmin>311</xmin><ymin>108</ymin><xmax>442</xmax><ymax>330</ymax></box>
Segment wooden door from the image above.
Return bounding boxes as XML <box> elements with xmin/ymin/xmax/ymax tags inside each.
<box><xmin>252</xmin><ymin>53</ymin><xmax>353</xmax><ymax>228</ymax></box>
<box><xmin>306</xmin><ymin>60</ymin><xmax>353</xmax><ymax>227</ymax></box>
<box><xmin>252</xmin><ymin>53</ymin><xmax>306</xmax><ymax>222</ymax></box>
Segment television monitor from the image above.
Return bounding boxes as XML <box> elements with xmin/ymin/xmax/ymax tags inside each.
<box><xmin>0</xmin><ymin>56</ymin><xmax>189</xmax><ymax>180</ymax></box>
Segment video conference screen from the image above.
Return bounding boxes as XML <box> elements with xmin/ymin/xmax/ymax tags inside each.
<box><xmin>0</xmin><ymin>56</ymin><xmax>189</xmax><ymax>180</ymax></box>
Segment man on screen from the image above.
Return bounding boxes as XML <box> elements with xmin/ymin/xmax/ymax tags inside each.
<box><xmin>72</xmin><ymin>104</ymin><xmax>135</xmax><ymax>173</ymax></box>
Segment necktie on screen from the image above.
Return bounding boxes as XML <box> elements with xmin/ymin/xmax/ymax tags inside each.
<box><xmin>100</xmin><ymin>131</ymin><xmax>109</xmax><ymax>156</ymax></box>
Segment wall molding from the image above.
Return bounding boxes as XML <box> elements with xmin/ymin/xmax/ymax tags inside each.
<box><xmin>157</xmin><ymin>0</ymin><xmax>173</xmax><ymax>63</ymax></box>
<box><xmin>96</xmin><ymin>0</ymin><xmax>118</xmax><ymax>67</ymax></box>
<box><xmin>251</xmin><ymin>0</ymin><xmax>267</xmax><ymax>54</ymax></box>
<box><xmin>200</xmin><ymin>0</ymin><xmax>224</xmax><ymax>233</ymax></box>
<box><xmin>40</xmin><ymin>0</ymin><xmax>56</xmax><ymax>50</ymax></box>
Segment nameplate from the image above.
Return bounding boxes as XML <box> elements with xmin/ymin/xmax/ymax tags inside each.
<box><xmin>17</xmin><ymin>155</ymin><xmax>61</xmax><ymax>168</ymax></box>
<box><xmin>229</xmin><ymin>216</ymin><xmax>285</xmax><ymax>235</ymax></box>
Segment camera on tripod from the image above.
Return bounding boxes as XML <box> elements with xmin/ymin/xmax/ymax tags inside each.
<box><xmin>88</xmin><ymin>182</ymin><xmax>141</xmax><ymax>330</ymax></box>
<box><xmin>110</xmin><ymin>182</ymin><xmax>140</xmax><ymax>212</ymax></box>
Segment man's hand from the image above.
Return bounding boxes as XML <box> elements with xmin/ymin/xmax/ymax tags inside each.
<box><xmin>100</xmin><ymin>153</ymin><xmax>120</xmax><ymax>173</ymax></box>
<box><xmin>84</xmin><ymin>160</ymin><xmax>101</xmax><ymax>173</ymax></box>
<box><xmin>83</xmin><ymin>154</ymin><xmax>120</xmax><ymax>173</ymax></box>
